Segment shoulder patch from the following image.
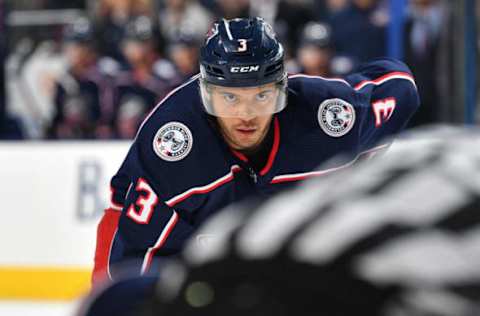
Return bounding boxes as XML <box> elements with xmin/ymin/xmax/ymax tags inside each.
<box><xmin>318</xmin><ymin>98</ymin><xmax>355</xmax><ymax>137</ymax></box>
<box><xmin>153</xmin><ymin>122</ymin><xmax>193</xmax><ymax>162</ymax></box>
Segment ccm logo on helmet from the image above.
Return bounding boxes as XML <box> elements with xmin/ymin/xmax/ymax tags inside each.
<box><xmin>230</xmin><ymin>65</ymin><xmax>260</xmax><ymax>73</ymax></box>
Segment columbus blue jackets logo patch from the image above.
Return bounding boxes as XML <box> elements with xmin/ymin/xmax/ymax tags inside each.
<box><xmin>153</xmin><ymin>122</ymin><xmax>193</xmax><ymax>162</ymax></box>
<box><xmin>318</xmin><ymin>98</ymin><xmax>355</xmax><ymax>137</ymax></box>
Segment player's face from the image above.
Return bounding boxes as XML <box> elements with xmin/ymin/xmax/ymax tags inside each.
<box><xmin>122</xmin><ymin>40</ymin><xmax>153</xmax><ymax>66</ymax></box>
<box><xmin>298</xmin><ymin>45</ymin><xmax>331</xmax><ymax>75</ymax></box>
<box><xmin>209</xmin><ymin>83</ymin><xmax>279</xmax><ymax>118</ymax></box>
<box><xmin>211</xmin><ymin>84</ymin><xmax>276</xmax><ymax>150</ymax></box>
<box><xmin>65</xmin><ymin>43</ymin><xmax>94</xmax><ymax>69</ymax></box>
<box><xmin>216</xmin><ymin>112</ymin><xmax>273</xmax><ymax>151</ymax></box>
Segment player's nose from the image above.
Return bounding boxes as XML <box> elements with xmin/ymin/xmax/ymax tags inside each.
<box><xmin>235</xmin><ymin>104</ymin><xmax>257</xmax><ymax>121</ymax></box>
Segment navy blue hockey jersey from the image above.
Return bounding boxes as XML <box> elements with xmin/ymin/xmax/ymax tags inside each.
<box><xmin>102</xmin><ymin>58</ymin><xmax>419</xmax><ymax>278</ymax></box>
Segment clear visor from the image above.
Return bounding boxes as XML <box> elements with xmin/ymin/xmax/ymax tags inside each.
<box><xmin>199</xmin><ymin>78</ymin><xmax>287</xmax><ymax>118</ymax></box>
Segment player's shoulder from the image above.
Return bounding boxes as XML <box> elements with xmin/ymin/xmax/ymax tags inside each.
<box><xmin>288</xmin><ymin>73</ymin><xmax>352</xmax><ymax>94</ymax></box>
<box><xmin>127</xmin><ymin>74</ymin><xmax>231</xmax><ymax>184</ymax></box>
<box><xmin>305</xmin><ymin>58</ymin><xmax>419</xmax><ymax>114</ymax></box>
<box><xmin>287</xmin><ymin>73</ymin><xmax>355</xmax><ymax>112</ymax></box>
<box><xmin>288</xmin><ymin>58</ymin><xmax>416</xmax><ymax>96</ymax></box>
<box><xmin>356</xmin><ymin>57</ymin><xmax>413</xmax><ymax>75</ymax></box>
<box><xmin>135</xmin><ymin>74</ymin><xmax>202</xmax><ymax>140</ymax></box>
<box><xmin>345</xmin><ymin>57</ymin><xmax>416</xmax><ymax>90</ymax></box>
<box><xmin>127</xmin><ymin>74</ymin><xmax>208</xmax><ymax>168</ymax></box>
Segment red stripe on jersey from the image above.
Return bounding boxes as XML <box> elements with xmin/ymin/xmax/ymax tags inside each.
<box><xmin>354</xmin><ymin>72</ymin><xmax>416</xmax><ymax>91</ymax></box>
<box><xmin>231</xmin><ymin>150</ymin><xmax>248</xmax><ymax>162</ymax></box>
<box><xmin>270</xmin><ymin>144</ymin><xmax>390</xmax><ymax>184</ymax></box>
<box><xmin>260</xmin><ymin>117</ymin><xmax>280</xmax><ymax>176</ymax></box>
<box><xmin>270</xmin><ymin>168</ymin><xmax>346</xmax><ymax>184</ymax></box>
<box><xmin>165</xmin><ymin>165</ymin><xmax>242</xmax><ymax>207</ymax></box>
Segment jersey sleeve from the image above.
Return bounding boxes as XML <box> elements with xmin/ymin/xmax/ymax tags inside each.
<box><xmin>92</xmin><ymin>155</ymin><xmax>131</xmax><ymax>286</ymax></box>
<box><xmin>346</xmin><ymin>58</ymin><xmax>420</xmax><ymax>151</ymax></box>
<box><xmin>101</xmin><ymin>141</ymin><xmax>196</xmax><ymax>280</ymax></box>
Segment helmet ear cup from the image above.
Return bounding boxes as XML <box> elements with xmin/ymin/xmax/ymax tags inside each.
<box><xmin>199</xmin><ymin>17</ymin><xmax>286</xmax><ymax>88</ymax></box>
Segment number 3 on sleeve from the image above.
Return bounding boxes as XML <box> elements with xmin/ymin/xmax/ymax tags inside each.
<box><xmin>372</xmin><ymin>97</ymin><xmax>396</xmax><ymax>128</ymax></box>
<box><xmin>127</xmin><ymin>178</ymin><xmax>159</xmax><ymax>224</ymax></box>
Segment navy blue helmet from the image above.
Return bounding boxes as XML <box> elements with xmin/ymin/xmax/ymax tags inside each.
<box><xmin>200</xmin><ymin>17</ymin><xmax>285</xmax><ymax>87</ymax></box>
<box><xmin>199</xmin><ymin>17</ymin><xmax>287</xmax><ymax>117</ymax></box>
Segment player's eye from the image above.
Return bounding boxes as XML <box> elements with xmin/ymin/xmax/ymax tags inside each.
<box><xmin>223</xmin><ymin>93</ymin><xmax>237</xmax><ymax>103</ymax></box>
<box><xmin>256</xmin><ymin>91</ymin><xmax>271</xmax><ymax>102</ymax></box>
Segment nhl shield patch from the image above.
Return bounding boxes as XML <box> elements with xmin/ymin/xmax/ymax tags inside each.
<box><xmin>153</xmin><ymin>122</ymin><xmax>193</xmax><ymax>162</ymax></box>
<box><xmin>318</xmin><ymin>98</ymin><xmax>355</xmax><ymax>137</ymax></box>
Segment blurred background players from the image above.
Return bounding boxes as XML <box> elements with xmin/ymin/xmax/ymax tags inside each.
<box><xmin>110</xmin><ymin>16</ymin><xmax>174</xmax><ymax>139</ymax></box>
<box><xmin>265</xmin><ymin>0</ymin><xmax>316</xmax><ymax>59</ymax></box>
<box><xmin>330</xmin><ymin>0</ymin><xmax>388</xmax><ymax>65</ymax></box>
<box><xmin>158</xmin><ymin>0</ymin><xmax>213</xmax><ymax>46</ymax></box>
<box><xmin>3</xmin><ymin>0</ymin><xmax>478</xmax><ymax>140</ymax></box>
<box><xmin>94</xmin><ymin>0</ymin><xmax>156</xmax><ymax>65</ymax></box>
<box><xmin>46</xmin><ymin>18</ymin><xmax>112</xmax><ymax>139</ymax></box>
<box><xmin>167</xmin><ymin>33</ymin><xmax>201</xmax><ymax>82</ymax></box>
<box><xmin>288</xmin><ymin>21</ymin><xmax>356</xmax><ymax>77</ymax></box>
<box><xmin>77</xmin><ymin>126</ymin><xmax>480</xmax><ymax>316</ymax></box>
<box><xmin>212</xmin><ymin>0</ymin><xmax>250</xmax><ymax>19</ymax></box>
<box><xmin>288</xmin><ymin>22</ymin><xmax>334</xmax><ymax>77</ymax></box>
<box><xmin>403</xmin><ymin>0</ymin><xmax>450</xmax><ymax>127</ymax></box>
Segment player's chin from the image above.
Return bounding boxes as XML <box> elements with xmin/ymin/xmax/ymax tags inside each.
<box><xmin>235</xmin><ymin>137</ymin><xmax>263</xmax><ymax>151</ymax></box>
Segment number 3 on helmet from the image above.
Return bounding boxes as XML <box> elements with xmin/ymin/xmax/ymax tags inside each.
<box><xmin>199</xmin><ymin>17</ymin><xmax>288</xmax><ymax>118</ymax></box>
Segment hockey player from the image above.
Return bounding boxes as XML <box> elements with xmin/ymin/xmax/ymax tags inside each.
<box><xmin>79</xmin><ymin>127</ymin><xmax>480</xmax><ymax>316</ymax></box>
<box><xmin>92</xmin><ymin>17</ymin><xmax>420</xmax><ymax>284</ymax></box>
<box><xmin>112</xmin><ymin>17</ymin><xmax>174</xmax><ymax>139</ymax></box>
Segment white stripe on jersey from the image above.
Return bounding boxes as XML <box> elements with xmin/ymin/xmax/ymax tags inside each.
<box><xmin>288</xmin><ymin>73</ymin><xmax>351</xmax><ymax>86</ymax></box>
<box><xmin>354</xmin><ymin>72</ymin><xmax>417</xmax><ymax>90</ymax></box>
<box><xmin>271</xmin><ymin>143</ymin><xmax>389</xmax><ymax>184</ymax></box>
<box><xmin>165</xmin><ymin>165</ymin><xmax>241</xmax><ymax>207</ymax></box>
<box><xmin>141</xmin><ymin>211</ymin><xmax>179</xmax><ymax>274</ymax></box>
<box><xmin>107</xmin><ymin>228</ymin><xmax>118</xmax><ymax>281</ymax></box>
<box><xmin>288</xmin><ymin>71</ymin><xmax>416</xmax><ymax>91</ymax></box>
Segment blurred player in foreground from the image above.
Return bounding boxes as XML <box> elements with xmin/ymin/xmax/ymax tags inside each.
<box><xmin>79</xmin><ymin>126</ymin><xmax>480</xmax><ymax>316</ymax></box>
<box><xmin>92</xmin><ymin>17</ymin><xmax>419</xmax><ymax>284</ymax></box>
